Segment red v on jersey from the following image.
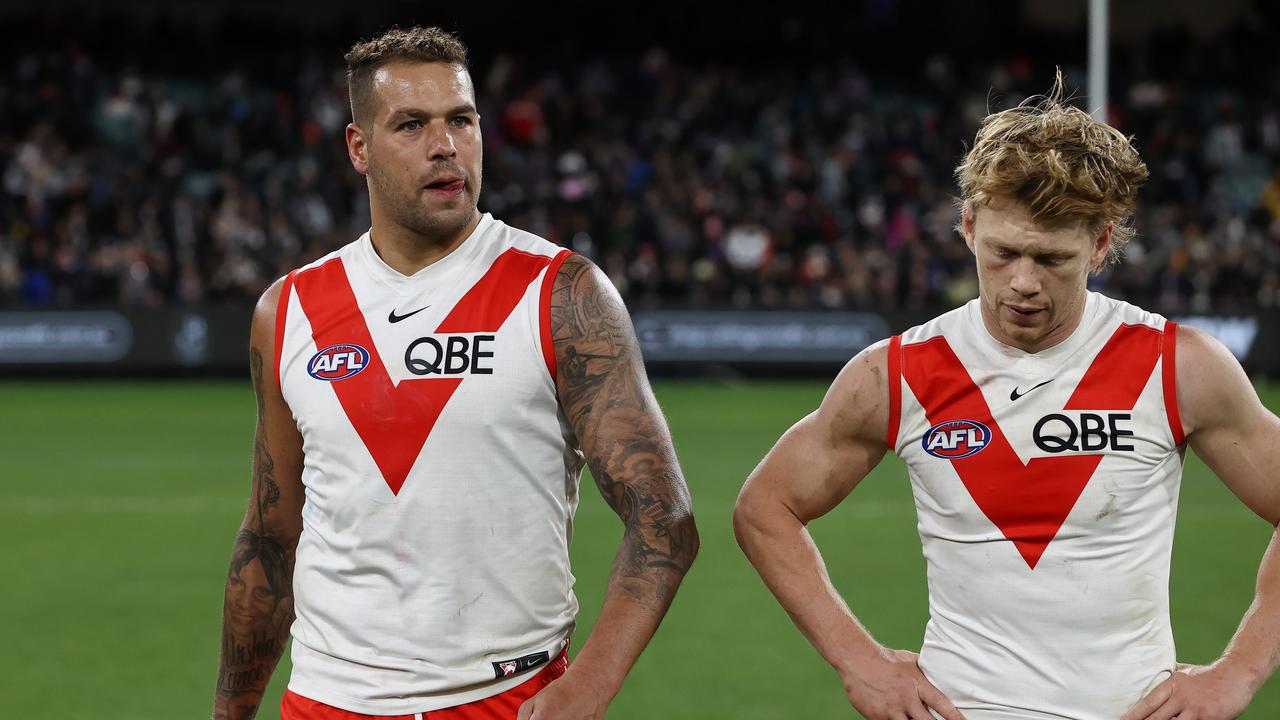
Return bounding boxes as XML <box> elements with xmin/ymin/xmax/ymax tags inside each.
<box><xmin>902</xmin><ymin>323</ymin><xmax>1164</xmax><ymax>569</ymax></box>
<box><xmin>293</xmin><ymin>248</ymin><xmax>554</xmax><ymax>495</ymax></box>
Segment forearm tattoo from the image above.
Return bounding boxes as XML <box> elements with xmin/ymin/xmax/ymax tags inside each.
<box><xmin>551</xmin><ymin>256</ymin><xmax>698</xmax><ymax>608</ymax></box>
<box><xmin>213</xmin><ymin>348</ymin><xmax>295</xmax><ymax>719</ymax></box>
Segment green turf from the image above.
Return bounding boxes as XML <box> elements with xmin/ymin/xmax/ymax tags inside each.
<box><xmin>0</xmin><ymin>380</ymin><xmax>1277</xmax><ymax>718</ymax></box>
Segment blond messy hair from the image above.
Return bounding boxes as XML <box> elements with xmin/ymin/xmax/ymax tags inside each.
<box><xmin>955</xmin><ymin>70</ymin><xmax>1149</xmax><ymax>267</ymax></box>
<box><xmin>345</xmin><ymin>26</ymin><xmax>471</xmax><ymax>127</ymax></box>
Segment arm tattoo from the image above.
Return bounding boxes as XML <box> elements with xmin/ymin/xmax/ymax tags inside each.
<box><xmin>551</xmin><ymin>256</ymin><xmax>698</xmax><ymax>608</ymax></box>
<box><xmin>215</xmin><ymin>530</ymin><xmax>293</xmax><ymax>717</ymax></box>
<box><xmin>213</xmin><ymin>348</ymin><xmax>295</xmax><ymax>719</ymax></box>
<box><xmin>249</xmin><ymin>349</ymin><xmax>280</xmax><ymax>528</ymax></box>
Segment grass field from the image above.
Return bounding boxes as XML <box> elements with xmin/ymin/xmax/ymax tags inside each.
<box><xmin>1</xmin><ymin>379</ymin><xmax>1278</xmax><ymax>719</ymax></box>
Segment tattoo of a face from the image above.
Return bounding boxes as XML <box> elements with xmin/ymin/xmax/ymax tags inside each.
<box><xmin>550</xmin><ymin>256</ymin><xmax>697</xmax><ymax>608</ymax></box>
<box><xmin>216</xmin><ymin>348</ymin><xmax>295</xmax><ymax>719</ymax></box>
<box><xmin>216</xmin><ymin>525</ymin><xmax>294</xmax><ymax>714</ymax></box>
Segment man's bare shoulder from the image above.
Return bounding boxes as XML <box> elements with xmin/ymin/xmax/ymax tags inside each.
<box><xmin>1177</xmin><ymin>323</ymin><xmax>1235</xmax><ymax>366</ymax></box>
<box><xmin>254</xmin><ymin>277</ymin><xmax>289</xmax><ymax>323</ymax></box>
<box><xmin>831</xmin><ymin>338</ymin><xmax>891</xmax><ymax>397</ymax></box>
<box><xmin>818</xmin><ymin>339</ymin><xmax>892</xmax><ymax>447</ymax></box>
<box><xmin>249</xmin><ymin>276</ymin><xmax>294</xmax><ymax>355</ymax></box>
<box><xmin>547</xmin><ymin>253</ymin><xmax>635</xmax><ymax>380</ymax></box>
<box><xmin>1176</xmin><ymin>323</ymin><xmax>1257</xmax><ymax>437</ymax></box>
<box><xmin>550</xmin><ymin>253</ymin><xmax>607</xmax><ymax>302</ymax></box>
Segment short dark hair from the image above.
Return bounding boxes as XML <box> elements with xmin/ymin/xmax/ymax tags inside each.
<box><xmin>344</xmin><ymin>26</ymin><xmax>471</xmax><ymax>127</ymax></box>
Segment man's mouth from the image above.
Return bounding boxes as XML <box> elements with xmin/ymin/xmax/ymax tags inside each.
<box><xmin>424</xmin><ymin>177</ymin><xmax>466</xmax><ymax>196</ymax></box>
<box><xmin>1005</xmin><ymin>304</ymin><xmax>1045</xmax><ymax>321</ymax></box>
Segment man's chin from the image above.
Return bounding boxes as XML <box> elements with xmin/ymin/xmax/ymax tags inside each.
<box><xmin>999</xmin><ymin>320</ymin><xmax>1050</xmax><ymax>346</ymax></box>
<box><xmin>406</xmin><ymin>205</ymin><xmax>477</xmax><ymax>242</ymax></box>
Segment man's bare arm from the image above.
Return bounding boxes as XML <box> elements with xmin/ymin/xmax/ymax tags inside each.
<box><xmin>733</xmin><ymin>341</ymin><xmax>965</xmax><ymax>720</ymax></box>
<box><xmin>212</xmin><ymin>281</ymin><xmax>305</xmax><ymax>720</ymax></box>
<box><xmin>519</xmin><ymin>255</ymin><xmax>698</xmax><ymax>720</ymax></box>
<box><xmin>1125</xmin><ymin>326</ymin><xmax>1280</xmax><ymax>720</ymax></box>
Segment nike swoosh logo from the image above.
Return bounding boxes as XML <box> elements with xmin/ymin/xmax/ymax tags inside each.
<box><xmin>1010</xmin><ymin>379</ymin><xmax>1053</xmax><ymax>402</ymax></box>
<box><xmin>388</xmin><ymin>306</ymin><xmax>429</xmax><ymax>323</ymax></box>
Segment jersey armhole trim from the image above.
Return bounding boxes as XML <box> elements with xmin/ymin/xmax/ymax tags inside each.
<box><xmin>540</xmin><ymin>249</ymin><xmax>574</xmax><ymax>383</ymax></box>
<box><xmin>886</xmin><ymin>335</ymin><xmax>902</xmax><ymax>449</ymax></box>
<box><xmin>274</xmin><ymin>269</ymin><xmax>299</xmax><ymax>391</ymax></box>
<box><xmin>1162</xmin><ymin>321</ymin><xmax>1186</xmax><ymax>446</ymax></box>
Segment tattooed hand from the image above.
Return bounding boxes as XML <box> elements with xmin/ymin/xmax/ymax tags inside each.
<box><xmin>213</xmin><ymin>280</ymin><xmax>305</xmax><ymax>720</ymax></box>
<box><xmin>541</xmin><ymin>254</ymin><xmax>698</xmax><ymax>703</ymax></box>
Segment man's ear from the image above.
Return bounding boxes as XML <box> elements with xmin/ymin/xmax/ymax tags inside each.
<box><xmin>1089</xmin><ymin>221</ymin><xmax>1114</xmax><ymax>273</ymax></box>
<box><xmin>961</xmin><ymin>203</ymin><xmax>977</xmax><ymax>255</ymax></box>
<box><xmin>346</xmin><ymin>123</ymin><xmax>369</xmax><ymax>176</ymax></box>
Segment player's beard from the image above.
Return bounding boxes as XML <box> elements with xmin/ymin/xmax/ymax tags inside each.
<box><xmin>369</xmin><ymin>160</ymin><xmax>481</xmax><ymax>246</ymax></box>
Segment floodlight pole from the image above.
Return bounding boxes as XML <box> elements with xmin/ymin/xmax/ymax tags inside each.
<box><xmin>1089</xmin><ymin>0</ymin><xmax>1109</xmax><ymax>122</ymax></box>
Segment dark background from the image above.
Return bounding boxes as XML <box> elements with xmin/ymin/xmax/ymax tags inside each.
<box><xmin>1</xmin><ymin>0</ymin><xmax>1278</xmax><ymax>373</ymax></box>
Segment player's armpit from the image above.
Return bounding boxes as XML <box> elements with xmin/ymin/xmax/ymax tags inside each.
<box><xmin>1177</xmin><ymin>325</ymin><xmax>1280</xmax><ymax>525</ymax></box>
<box><xmin>213</xmin><ymin>278</ymin><xmax>306</xmax><ymax>720</ymax></box>
<box><xmin>550</xmin><ymin>254</ymin><xmax>698</xmax><ymax>604</ymax></box>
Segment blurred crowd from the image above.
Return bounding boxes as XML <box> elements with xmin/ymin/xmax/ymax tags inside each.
<box><xmin>3</xmin><ymin>29</ymin><xmax>1280</xmax><ymax>314</ymax></box>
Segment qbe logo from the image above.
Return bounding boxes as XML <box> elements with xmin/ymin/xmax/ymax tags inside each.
<box><xmin>1033</xmin><ymin>412</ymin><xmax>1135</xmax><ymax>453</ymax></box>
<box><xmin>404</xmin><ymin>334</ymin><xmax>495</xmax><ymax>375</ymax></box>
<box><xmin>307</xmin><ymin>344</ymin><xmax>370</xmax><ymax>381</ymax></box>
<box><xmin>922</xmin><ymin>419</ymin><xmax>991</xmax><ymax>459</ymax></box>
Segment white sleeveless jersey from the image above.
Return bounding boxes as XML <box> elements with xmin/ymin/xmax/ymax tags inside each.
<box><xmin>272</xmin><ymin>214</ymin><xmax>583</xmax><ymax>714</ymax></box>
<box><xmin>888</xmin><ymin>292</ymin><xmax>1185</xmax><ymax>720</ymax></box>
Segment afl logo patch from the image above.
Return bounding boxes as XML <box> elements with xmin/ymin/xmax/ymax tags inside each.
<box><xmin>307</xmin><ymin>344</ymin><xmax>370</xmax><ymax>381</ymax></box>
<box><xmin>922</xmin><ymin>420</ymin><xmax>991</xmax><ymax>459</ymax></box>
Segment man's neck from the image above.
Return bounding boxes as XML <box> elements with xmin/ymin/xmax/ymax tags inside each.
<box><xmin>369</xmin><ymin>212</ymin><xmax>480</xmax><ymax>277</ymax></box>
<box><xmin>980</xmin><ymin>292</ymin><xmax>1088</xmax><ymax>354</ymax></box>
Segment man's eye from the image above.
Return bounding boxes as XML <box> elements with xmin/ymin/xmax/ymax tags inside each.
<box><xmin>400</xmin><ymin>120</ymin><xmax>423</xmax><ymax>131</ymax></box>
<box><xmin>449</xmin><ymin>116</ymin><xmax>471</xmax><ymax>127</ymax></box>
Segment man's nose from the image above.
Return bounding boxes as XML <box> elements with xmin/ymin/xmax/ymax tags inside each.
<box><xmin>1009</xmin><ymin>258</ymin><xmax>1041</xmax><ymax>296</ymax></box>
<box><xmin>426</xmin><ymin>122</ymin><xmax>457</xmax><ymax>161</ymax></box>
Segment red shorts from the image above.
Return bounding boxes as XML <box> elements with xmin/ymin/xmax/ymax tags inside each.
<box><xmin>280</xmin><ymin>650</ymin><xmax>569</xmax><ymax>720</ymax></box>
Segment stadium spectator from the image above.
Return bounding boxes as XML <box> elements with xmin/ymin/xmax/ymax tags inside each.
<box><xmin>2</xmin><ymin>26</ymin><xmax>1277</xmax><ymax>314</ymax></box>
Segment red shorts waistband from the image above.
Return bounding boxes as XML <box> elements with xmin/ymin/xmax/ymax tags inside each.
<box><xmin>281</xmin><ymin>648</ymin><xmax>570</xmax><ymax>720</ymax></box>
